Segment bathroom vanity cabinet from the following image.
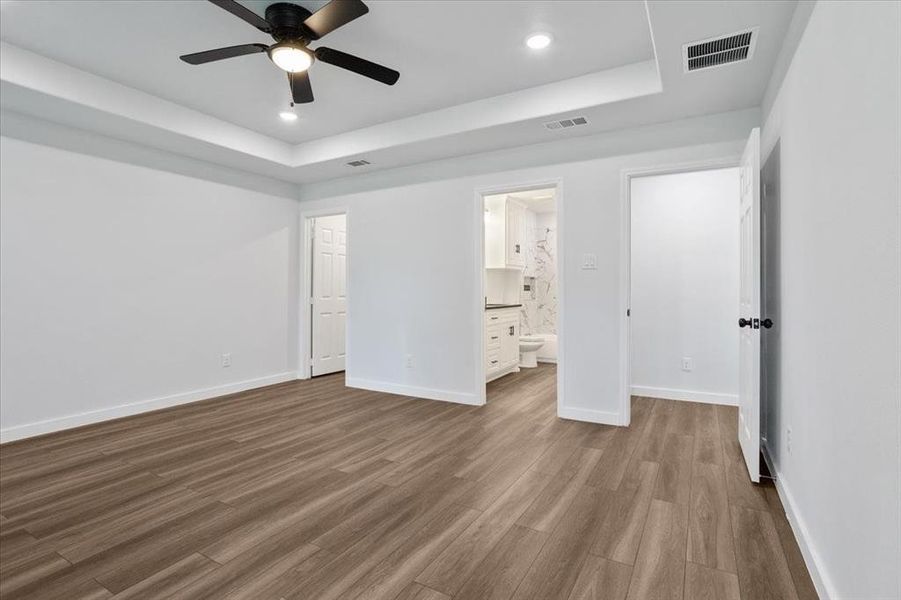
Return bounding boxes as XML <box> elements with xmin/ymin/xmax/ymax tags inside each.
<box><xmin>486</xmin><ymin>307</ymin><xmax>520</xmax><ymax>381</ymax></box>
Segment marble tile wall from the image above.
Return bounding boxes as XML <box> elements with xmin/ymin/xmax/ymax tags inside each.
<box><xmin>521</xmin><ymin>211</ymin><xmax>557</xmax><ymax>335</ymax></box>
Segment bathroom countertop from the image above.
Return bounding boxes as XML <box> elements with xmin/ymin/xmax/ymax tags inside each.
<box><xmin>485</xmin><ymin>304</ymin><xmax>522</xmax><ymax>310</ymax></box>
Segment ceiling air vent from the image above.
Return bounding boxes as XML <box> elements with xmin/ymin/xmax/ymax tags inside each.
<box><xmin>346</xmin><ymin>159</ymin><xmax>371</xmax><ymax>167</ymax></box>
<box><xmin>544</xmin><ymin>116</ymin><xmax>589</xmax><ymax>131</ymax></box>
<box><xmin>683</xmin><ymin>27</ymin><xmax>758</xmax><ymax>73</ymax></box>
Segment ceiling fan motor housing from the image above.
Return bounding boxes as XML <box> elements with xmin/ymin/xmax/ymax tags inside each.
<box><xmin>265</xmin><ymin>3</ymin><xmax>314</xmax><ymax>42</ymax></box>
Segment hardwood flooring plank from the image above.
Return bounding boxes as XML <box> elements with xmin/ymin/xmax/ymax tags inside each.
<box><xmin>111</xmin><ymin>553</ymin><xmax>219</xmax><ymax>600</ymax></box>
<box><xmin>566</xmin><ymin>554</ymin><xmax>632</xmax><ymax>600</ymax></box>
<box><xmin>0</xmin><ymin>551</ymin><xmax>71</xmax><ymax>597</ymax></box>
<box><xmin>625</xmin><ymin>499</ymin><xmax>688</xmax><ymax>600</ymax></box>
<box><xmin>511</xmin><ymin>485</ymin><xmax>613</xmax><ymax>600</ymax></box>
<box><xmin>167</xmin><ymin>543</ymin><xmax>320</xmax><ymax>600</ymax></box>
<box><xmin>395</xmin><ymin>582</ymin><xmax>452</xmax><ymax>600</ymax></box>
<box><xmin>416</xmin><ymin>468</ymin><xmax>552</xmax><ymax>596</ymax></box>
<box><xmin>455</xmin><ymin>525</ymin><xmax>548</xmax><ymax>600</ymax></box>
<box><xmin>341</xmin><ymin>502</ymin><xmax>480</xmax><ymax>600</ymax></box>
<box><xmin>687</xmin><ymin>462</ymin><xmax>736</xmax><ymax>573</ymax></box>
<box><xmin>731</xmin><ymin>505</ymin><xmax>800</xmax><ymax>600</ymax></box>
<box><xmin>720</xmin><ymin>436</ymin><xmax>769</xmax><ymax>511</ymax></box>
<box><xmin>517</xmin><ymin>447</ymin><xmax>603</xmax><ymax>532</ymax></box>
<box><xmin>684</xmin><ymin>562</ymin><xmax>741</xmax><ymax>600</ymax></box>
<box><xmin>591</xmin><ymin>461</ymin><xmax>659</xmax><ymax>565</ymax></box>
<box><xmin>653</xmin><ymin>433</ymin><xmax>693</xmax><ymax>506</ymax></box>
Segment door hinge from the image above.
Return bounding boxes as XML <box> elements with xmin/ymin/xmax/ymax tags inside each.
<box><xmin>627</xmin><ymin>308</ymin><xmax>631</xmax><ymax>317</ymax></box>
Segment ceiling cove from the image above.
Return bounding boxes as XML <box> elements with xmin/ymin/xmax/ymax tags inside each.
<box><xmin>0</xmin><ymin>1</ymin><xmax>797</xmax><ymax>183</ymax></box>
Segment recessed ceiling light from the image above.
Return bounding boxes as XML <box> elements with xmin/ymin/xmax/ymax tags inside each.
<box><xmin>525</xmin><ymin>33</ymin><xmax>552</xmax><ymax>50</ymax></box>
<box><xmin>279</xmin><ymin>110</ymin><xmax>299</xmax><ymax>122</ymax></box>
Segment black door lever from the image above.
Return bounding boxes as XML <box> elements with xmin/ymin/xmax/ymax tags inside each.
<box><xmin>738</xmin><ymin>318</ymin><xmax>753</xmax><ymax>328</ymax></box>
<box><xmin>761</xmin><ymin>318</ymin><xmax>774</xmax><ymax>329</ymax></box>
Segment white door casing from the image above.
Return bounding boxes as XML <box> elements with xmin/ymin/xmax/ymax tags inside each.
<box><xmin>738</xmin><ymin>128</ymin><xmax>761</xmax><ymax>482</ymax></box>
<box><xmin>311</xmin><ymin>214</ymin><xmax>347</xmax><ymax>376</ymax></box>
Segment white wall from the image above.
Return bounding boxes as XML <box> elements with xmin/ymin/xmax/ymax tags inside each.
<box><xmin>630</xmin><ymin>168</ymin><xmax>739</xmax><ymax>405</ymax></box>
<box><xmin>0</xmin><ymin>136</ymin><xmax>300</xmax><ymax>441</ymax></box>
<box><xmin>760</xmin><ymin>1</ymin><xmax>901</xmax><ymax>598</ymax></box>
<box><xmin>0</xmin><ymin>108</ymin><xmax>756</xmax><ymax>440</ymax></box>
<box><xmin>296</xmin><ymin>110</ymin><xmax>755</xmax><ymax>423</ymax></box>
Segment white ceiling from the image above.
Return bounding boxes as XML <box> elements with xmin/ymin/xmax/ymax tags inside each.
<box><xmin>0</xmin><ymin>0</ymin><xmax>654</xmax><ymax>144</ymax></box>
<box><xmin>0</xmin><ymin>0</ymin><xmax>798</xmax><ymax>185</ymax></box>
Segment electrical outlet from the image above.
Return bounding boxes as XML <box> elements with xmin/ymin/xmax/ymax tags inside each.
<box><xmin>405</xmin><ymin>354</ymin><xmax>413</xmax><ymax>369</ymax></box>
<box><xmin>681</xmin><ymin>357</ymin><xmax>693</xmax><ymax>372</ymax></box>
<box><xmin>221</xmin><ymin>353</ymin><xmax>232</xmax><ymax>368</ymax></box>
<box><xmin>580</xmin><ymin>253</ymin><xmax>598</xmax><ymax>270</ymax></box>
<box><xmin>786</xmin><ymin>426</ymin><xmax>793</xmax><ymax>455</ymax></box>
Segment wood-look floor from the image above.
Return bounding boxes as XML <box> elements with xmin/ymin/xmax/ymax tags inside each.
<box><xmin>0</xmin><ymin>365</ymin><xmax>817</xmax><ymax>600</ymax></box>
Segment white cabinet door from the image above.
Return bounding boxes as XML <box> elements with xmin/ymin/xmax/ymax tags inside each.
<box><xmin>500</xmin><ymin>317</ymin><xmax>519</xmax><ymax>367</ymax></box>
<box><xmin>311</xmin><ymin>215</ymin><xmax>347</xmax><ymax>376</ymax></box>
<box><xmin>506</xmin><ymin>200</ymin><xmax>525</xmax><ymax>267</ymax></box>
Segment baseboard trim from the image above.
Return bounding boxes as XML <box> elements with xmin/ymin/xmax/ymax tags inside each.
<box><xmin>630</xmin><ymin>385</ymin><xmax>738</xmax><ymax>406</ymax></box>
<box><xmin>0</xmin><ymin>371</ymin><xmax>297</xmax><ymax>444</ymax></box>
<box><xmin>557</xmin><ymin>405</ymin><xmax>623</xmax><ymax>426</ymax></box>
<box><xmin>537</xmin><ymin>358</ymin><xmax>557</xmax><ymax>364</ymax></box>
<box><xmin>345</xmin><ymin>377</ymin><xmax>482</xmax><ymax>406</ymax></box>
<box><xmin>762</xmin><ymin>444</ymin><xmax>836</xmax><ymax>600</ymax></box>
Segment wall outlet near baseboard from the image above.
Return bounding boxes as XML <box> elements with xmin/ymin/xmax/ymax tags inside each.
<box><xmin>681</xmin><ymin>357</ymin><xmax>693</xmax><ymax>372</ymax></box>
<box><xmin>221</xmin><ymin>353</ymin><xmax>232</xmax><ymax>368</ymax></box>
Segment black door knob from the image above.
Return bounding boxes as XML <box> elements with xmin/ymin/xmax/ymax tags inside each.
<box><xmin>738</xmin><ymin>318</ymin><xmax>753</xmax><ymax>328</ymax></box>
<box><xmin>761</xmin><ymin>318</ymin><xmax>774</xmax><ymax>329</ymax></box>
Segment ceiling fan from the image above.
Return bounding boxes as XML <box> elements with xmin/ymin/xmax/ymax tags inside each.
<box><xmin>179</xmin><ymin>0</ymin><xmax>400</xmax><ymax>104</ymax></box>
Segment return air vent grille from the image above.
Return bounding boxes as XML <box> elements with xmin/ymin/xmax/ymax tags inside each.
<box><xmin>346</xmin><ymin>159</ymin><xmax>371</xmax><ymax>167</ymax></box>
<box><xmin>683</xmin><ymin>28</ymin><xmax>757</xmax><ymax>72</ymax></box>
<box><xmin>544</xmin><ymin>116</ymin><xmax>589</xmax><ymax>131</ymax></box>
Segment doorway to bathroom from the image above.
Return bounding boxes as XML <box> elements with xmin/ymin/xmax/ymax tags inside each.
<box><xmin>300</xmin><ymin>210</ymin><xmax>348</xmax><ymax>379</ymax></box>
<box><xmin>477</xmin><ymin>183</ymin><xmax>561</xmax><ymax>409</ymax></box>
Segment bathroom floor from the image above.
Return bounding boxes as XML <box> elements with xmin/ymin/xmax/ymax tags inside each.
<box><xmin>1</xmin><ymin>364</ymin><xmax>816</xmax><ymax>600</ymax></box>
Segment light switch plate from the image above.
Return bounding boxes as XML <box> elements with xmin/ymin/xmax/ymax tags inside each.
<box><xmin>580</xmin><ymin>253</ymin><xmax>598</xmax><ymax>270</ymax></box>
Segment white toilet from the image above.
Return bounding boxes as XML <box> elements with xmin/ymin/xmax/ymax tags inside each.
<box><xmin>519</xmin><ymin>335</ymin><xmax>545</xmax><ymax>368</ymax></box>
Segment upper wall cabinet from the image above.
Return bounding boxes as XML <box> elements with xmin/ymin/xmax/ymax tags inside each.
<box><xmin>485</xmin><ymin>196</ymin><xmax>527</xmax><ymax>269</ymax></box>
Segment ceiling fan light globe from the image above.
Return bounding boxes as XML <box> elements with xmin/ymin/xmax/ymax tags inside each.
<box><xmin>269</xmin><ymin>44</ymin><xmax>314</xmax><ymax>72</ymax></box>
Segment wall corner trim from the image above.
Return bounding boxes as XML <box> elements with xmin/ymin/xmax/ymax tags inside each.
<box><xmin>345</xmin><ymin>377</ymin><xmax>483</xmax><ymax>406</ymax></box>
<box><xmin>0</xmin><ymin>371</ymin><xmax>298</xmax><ymax>444</ymax></box>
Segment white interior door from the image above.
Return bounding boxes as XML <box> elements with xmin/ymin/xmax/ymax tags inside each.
<box><xmin>738</xmin><ymin>128</ymin><xmax>761</xmax><ymax>482</ymax></box>
<box><xmin>311</xmin><ymin>214</ymin><xmax>347</xmax><ymax>376</ymax></box>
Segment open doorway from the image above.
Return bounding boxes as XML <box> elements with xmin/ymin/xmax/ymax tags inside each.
<box><xmin>480</xmin><ymin>185</ymin><xmax>559</xmax><ymax>407</ymax></box>
<box><xmin>301</xmin><ymin>212</ymin><xmax>347</xmax><ymax>378</ymax></box>
<box><xmin>624</xmin><ymin>163</ymin><xmax>742</xmax><ymax>423</ymax></box>
<box><xmin>629</xmin><ymin>167</ymin><xmax>741</xmax><ymax>406</ymax></box>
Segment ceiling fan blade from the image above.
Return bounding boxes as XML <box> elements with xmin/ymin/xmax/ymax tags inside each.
<box><xmin>289</xmin><ymin>71</ymin><xmax>314</xmax><ymax>104</ymax></box>
<box><xmin>303</xmin><ymin>0</ymin><xmax>368</xmax><ymax>39</ymax></box>
<box><xmin>180</xmin><ymin>43</ymin><xmax>269</xmax><ymax>65</ymax></box>
<box><xmin>315</xmin><ymin>47</ymin><xmax>399</xmax><ymax>85</ymax></box>
<box><xmin>207</xmin><ymin>0</ymin><xmax>271</xmax><ymax>32</ymax></box>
